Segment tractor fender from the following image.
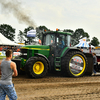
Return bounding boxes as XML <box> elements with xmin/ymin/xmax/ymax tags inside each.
<box><xmin>34</xmin><ymin>53</ymin><xmax>51</xmax><ymax>70</ymax></box>
<box><xmin>62</xmin><ymin>48</ymin><xmax>81</xmax><ymax>58</ymax></box>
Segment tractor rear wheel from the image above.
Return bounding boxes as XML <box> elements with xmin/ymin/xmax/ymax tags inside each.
<box><xmin>61</xmin><ymin>51</ymin><xmax>88</xmax><ymax>77</ymax></box>
<box><xmin>25</xmin><ymin>57</ymin><xmax>48</xmax><ymax>78</ymax></box>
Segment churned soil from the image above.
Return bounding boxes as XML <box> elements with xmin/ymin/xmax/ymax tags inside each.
<box><xmin>2</xmin><ymin>73</ymin><xmax>100</xmax><ymax>100</ymax></box>
<box><xmin>0</xmin><ymin>59</ymin><xmax>100</xmax><ymax>100</ymax></box>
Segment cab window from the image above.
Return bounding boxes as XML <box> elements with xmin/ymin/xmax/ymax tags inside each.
<box><xmin>43</xmin><ymin>34</ymin><xmax>55</xmax><ymax>45</ymax></box>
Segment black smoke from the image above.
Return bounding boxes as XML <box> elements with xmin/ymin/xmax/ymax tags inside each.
<box><xmin>0</xmin><ymin>0</ymin><xmax>36</xmax><ymax>28</ymax></box>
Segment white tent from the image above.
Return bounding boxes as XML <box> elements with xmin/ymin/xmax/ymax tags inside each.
<box><xmin>75</xmin><ymin>42</ymin><xmax>89</xmax><ymax>48</ymax></box>
<box><xmin>0</xmin><ymin>33</ymin><xmax>20</xmax><ymax>46</ymax></box>
<box><xmin>74</xmin><ymin>37</ymin><xmax>95</xmax><ymax>48</ymax></box>
<box><xmin>74</xmin><ymin>37</ymin><xmax>89</xmax><ymax>48</ymax></box>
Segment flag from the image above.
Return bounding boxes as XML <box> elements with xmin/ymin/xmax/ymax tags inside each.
<box><xmin>27</xmin><ymin>30</ymin><xmax>36</xmax><ymax>37</ymax></box>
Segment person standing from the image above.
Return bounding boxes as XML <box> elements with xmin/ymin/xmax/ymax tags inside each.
<box><xmin>0</xmin><ymin>46</ymin><xmax>2</xmax><ymax>51</ymax></box>
<box><xmin>0</xmin><ymin>49</ymin><xmax>18</xmax><ymax>100</ymax></box>
<box><xmin>92</xmin><ymin>53</ymin><xmax>97</xmax><ymax>75</ymax></box>
<box><xmin>58</xmin><ymin>37</ymin><xmax>65</xmax><ymax>49</ymax></box>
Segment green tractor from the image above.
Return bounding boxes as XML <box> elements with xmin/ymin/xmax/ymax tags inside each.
<box><xmin>12</xmin><ymin>29</ymin><xmax>93</xmax><ymax>78</ymax></box>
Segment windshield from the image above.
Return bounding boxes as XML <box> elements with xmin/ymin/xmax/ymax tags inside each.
<box><xmin>57</xmin><ymin>35</ymin><xmax>71</xmax><ymax>47</ymax></box>
<box><xmin>57</xmin><ymin>35</ymin><xmax>65</xmax><ymax>48</ymax></box>
<box><xmin>43</xmin><ymin>34</ymin><xmax>71</xmax><ymax>47</ymax></box>
<box><xmin>43</xmin><ymin>34</ymin><xmax>55</xmax><ymax>45</ymax></box>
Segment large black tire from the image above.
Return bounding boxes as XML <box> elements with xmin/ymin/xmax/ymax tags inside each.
<box><xmin>25</xmin><ymin>56</ymin><xmax>48</xmax><ymax>78</ymax></box>
<box><xmin>11</xmin><ymin>59</ymin><xmax>22</xmax><ymax>75</ymax></box>
<box><xmin>61</xmin><ymin>51</ymin><xmax>88</xmax><ymax>77</ymax></box>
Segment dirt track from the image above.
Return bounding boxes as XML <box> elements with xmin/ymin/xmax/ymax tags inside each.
<box><xmin>2</xmin><ymin>73</ymin><xmax>100</xmax><ymax>100</ymax></box>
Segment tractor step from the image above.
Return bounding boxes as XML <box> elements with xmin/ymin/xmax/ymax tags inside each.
<box><xmin>55</xmin><ymin>57</ymin><xmax>61</xmax><ymax>71</ymax></box>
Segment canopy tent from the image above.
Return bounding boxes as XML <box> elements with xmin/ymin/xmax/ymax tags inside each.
<box><xmin>74</xmin><ymin>37</ymin><xmax>95</xmax><ymax>48</ymax></box>
<box><xmin>75</xmin><ymin>42</ymin><xmax>89</xmax><ymax>48</ymax></box>
<box><xmin>0</xmin><ymin>33</ymin><xmax>20</xmax><ymax>46</ymax></box>
<box><xmin>74</xmin><ymin>37</ymin><xmax>89</xmax><ymax>48</ymax></box>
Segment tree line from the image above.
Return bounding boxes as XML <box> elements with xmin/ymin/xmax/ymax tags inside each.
<box><xmin>0</xmin><ymin>24</ymin><xmax>99</xmax><ymax>46</ymax></box>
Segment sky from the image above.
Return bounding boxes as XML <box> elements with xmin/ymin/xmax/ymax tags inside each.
<box><xmin>0</xmin><ymin>0</ymin><xmax>100</xmax><ymax>42</ymax></box>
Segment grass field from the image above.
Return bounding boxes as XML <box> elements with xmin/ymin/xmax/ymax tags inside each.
<box><xmin>0</xmin><ymin>56</ymin><xmax>5</xmax><ymax>60</ymax></box>
<box><xmin>0</xmin><ymin>56</ymin><xmax>15</xmax><ymax>60</ymax></box>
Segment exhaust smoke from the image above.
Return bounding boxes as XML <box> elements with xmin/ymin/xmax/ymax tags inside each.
<box><xmin>0</xmin><ymin>0</ymin><xmax>36</xmax><ymax>28</ymax></box>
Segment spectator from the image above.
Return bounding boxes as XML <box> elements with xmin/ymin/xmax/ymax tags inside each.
<box><xmin>0</xmin><ymin>46</ymin><xmax>2</xmax><ymax>51</ymax></box>
<box><xmin>92</xmin><ymin>53</ymin><xmax>97</xmax><ymax>75</ymax></box>
<box><xmin>38</xmin><ymin>39</ymin><xmax>41</xmax><ymax>45</ymax></box>
<box><xmin>16</xmin><ymin>47</ymin><xmax>20</xmax><ymax>52</ymax></box>
<box><xmin>3</xmin><ymin>46</ymin><xmax>7</xmax><ymax>51</ymax></box>
<box><xmin>80</xmin><ymin>49</ymin><xmax>83</xmax><ymax>52</ymax></box>
<box><xmin>0</xmin><ymin>49</ymin><xmax>18</xmax><ymax>100</ymax></box>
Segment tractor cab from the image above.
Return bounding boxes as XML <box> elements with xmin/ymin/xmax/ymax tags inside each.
<box><xmin>42</xmin><ymin>30</ymin><xmax>72</xmax><ymax>56</ymax></box>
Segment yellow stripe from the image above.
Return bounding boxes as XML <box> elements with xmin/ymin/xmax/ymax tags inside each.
<box><xmin>21</xmin><ymin>47</ymin><xmax>50</xmax><ymax>51</ymax></box>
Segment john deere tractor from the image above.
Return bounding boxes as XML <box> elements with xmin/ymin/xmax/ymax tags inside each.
<box><xmin>12</xmin><ymin>29</ymin><xmax>93</xmax><ymax>78</ymax></box>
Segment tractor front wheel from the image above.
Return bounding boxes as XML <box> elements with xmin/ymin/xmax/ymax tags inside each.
<box><xmin>25</xmin><ymin>57</ymin><xmax>48</xmax><ymax>78</ymax></box>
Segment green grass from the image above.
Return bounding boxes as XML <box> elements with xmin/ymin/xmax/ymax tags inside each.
<box><xmin>0</xmin><ymin>56</ymin><xmax>6</xmax><ymax>60</ymax></box>
<box><xmin>0</xmin><ymin>56</ymin><xmax>15</xmax><ymax>60</ymax></box>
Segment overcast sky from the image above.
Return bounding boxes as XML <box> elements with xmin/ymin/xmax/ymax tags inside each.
<box><xmin>0</xmin><ymin>0</ymin><xmax>100</xmax><ymax>42</ymax></box>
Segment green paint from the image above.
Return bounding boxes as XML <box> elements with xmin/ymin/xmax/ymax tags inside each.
<box><xmin>60</xmin><ymin>47</ymin><xmax>69</xmax><ymax>57</ymax></box>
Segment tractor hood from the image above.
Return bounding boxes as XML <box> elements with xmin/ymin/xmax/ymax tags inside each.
<box><xmin>21</xmin><ymin>45</ymin><xmax>50</xmax><ymax>51</ymax></box>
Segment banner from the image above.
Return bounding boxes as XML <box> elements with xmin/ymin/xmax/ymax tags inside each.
<box><xmin>13</xmin><ymin>52</ymin><xmax>20</xmax><ymax>56</ymax></box>
<box><xmin>27</xmin><ymin>30</ymin><xmax>36</xmax><ymax>37</ymax></box>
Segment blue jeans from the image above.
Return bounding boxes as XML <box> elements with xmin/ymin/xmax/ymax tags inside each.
<box><xmin>93</xmin><ymin>69</ymin><xmax>96</xmax><ymax>74</ymax></box>
<box><xmin>0</xmin><ymin>84</ymin><xmax>17</xmax><ymax>100</ymax></box>
<box><xmin>93</xmin><ymin>64</ymin><xmax>97</xmax><ymax>74</ymax></box>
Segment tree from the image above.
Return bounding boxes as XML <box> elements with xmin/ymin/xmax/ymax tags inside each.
<box><xmin>90</xmin><ymin>37</ymin><xmax>99</xmax><ymax>46</ymax></box>
<box><xmin>23</xmin><ymin>26</ymin><xmax>34</xmax><ymax>44</ymax></box>
<box><xmin>63</xmin><ymin>29</ymin><xmax>74</xmax><ymax>35</ymax></box>
<box><xmin>17</xmin><ymin>30</ymin><xmax>25</xmax><ymax>43</ymax></box>
<box><xmin>71</xmin><ymin>28</ymin><xmax>90</xmax><ymax>46</ymax></box>
<box><xmin>38</xmin><ymin>26</ymin><xmax>49</xmax><ymax>30</ymax></box>
<box><xmin>36</xmin><ymin>26</ymin><xmax>49</xmax><ymax>40</ymax></box>
<box><xmin>0</xmin><ymin>24</ymin><xmax>15</xmax><ymax>41</ymax></box>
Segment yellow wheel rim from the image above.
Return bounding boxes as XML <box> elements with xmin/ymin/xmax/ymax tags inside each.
<box><xmin>33</xmin><ymin>61</ymin><xmax>44</xmax><ymax>75</ymax></box>
<box><xmin>69</xmin><ymin>54</ymin><xmax>86</xmax><ymax>76</ymax></box>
